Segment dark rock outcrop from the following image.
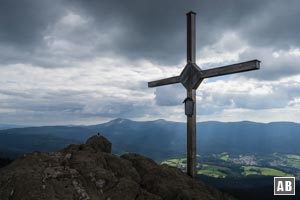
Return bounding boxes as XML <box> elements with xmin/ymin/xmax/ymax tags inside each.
<box><xmin>0</xmin><ymin>135</ymin><xmax>236</xmax><ymax>200</ymax></box>
<box><xmin>0</xmin><ymin>158</ymin><xmax>12</xmax><ymax>168</ymax></box>
<box><xmin>85</xmin><ymin>135</ymin><xmax>112</xmax><ymax>153</ymax></box>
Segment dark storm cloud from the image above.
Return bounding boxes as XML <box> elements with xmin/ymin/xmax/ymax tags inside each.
<box><xmin>0</xmin><ymin>0</ymin><xmax>64</xmax><ymax>48</ymax></box>
<box><xmin>240</xmin><ymin>0</ymin><xmax>300</xmax><ymax>49</ymax></box>
<box><xmin>65</xmin><ymin>0</ymin><xmax>300</xmax><ymax>63</ymax></box>
<box><xmin>66</xmin><ymin>0</ymin><xmax>268</xmax><ymax>64</ymax></box>
<box><xmin>0</xmin><ymin>0</ymin><xmax>66</xmax><ymax>67</ymax></box>
<box><xmin>1</xmin><ymin>0</ymin><xmax>300</xmax><ymax>68</ymax></box>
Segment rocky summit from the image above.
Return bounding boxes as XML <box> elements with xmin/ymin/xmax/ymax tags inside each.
<box><xmin>0</xmin><ymin>135</ymin><xmax>236</xmax><ymax>200</ymax></box>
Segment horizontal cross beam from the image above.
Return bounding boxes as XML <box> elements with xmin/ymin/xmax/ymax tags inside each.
<box><xmin>148</xmin><ymin>76</ymin><xmax>180</xmax><ymax>88</ymax></box>
<box><xmin>201</xmin><ymin>59</ymin><xmax>260</xmax><ymax>79</ymax></box>
<box><xmin>148</xmin><ymin>60</ymin><xmax>260</xmax><ymax>88</ymax></box>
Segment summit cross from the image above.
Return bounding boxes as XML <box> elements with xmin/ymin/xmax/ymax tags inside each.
<box><xmin>148</xmin><ymin>11</ymin><xmax>260</xmax><ymax>178</ymax></box>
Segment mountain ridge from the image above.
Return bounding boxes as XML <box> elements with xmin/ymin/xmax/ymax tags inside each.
<box><xmin>0</xmin><ymin>119</ymin><xmax>299</xmax><ymax>160</ymax></box>
<box><xmin>2</xmin><ymin>119</ymin><xmax>299</xmax><ymax>129</ymax></box>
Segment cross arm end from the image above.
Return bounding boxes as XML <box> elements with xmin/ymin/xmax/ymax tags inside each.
<box><xmin>200</xmin><ymin>59</ymin><xmax>261</xmax><ymax>79</ymax></box>
<box><xmin>148</xmin><ymin>76</ymin><xmax>180</xmax><ymax>88</ymax></box>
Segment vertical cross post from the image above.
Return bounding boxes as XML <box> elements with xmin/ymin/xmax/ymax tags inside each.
<box><xmin>187</xmin><ymin>89</ymin><xmax>196</xmax><ymax>178</ymax></box>
<box><xmin>147</xmin><ymin>11</ymin><xmax>260</xmax><ymax>180</ymax></box>
<box><xmin>187</xmin><ymin>11</ymin><xmax>196</xmax><ymax>63</ymax></box>
<box><xmin>186</xmin><ymin>11</ymin><xmax>197</xmax><ymax>178</ymax></box>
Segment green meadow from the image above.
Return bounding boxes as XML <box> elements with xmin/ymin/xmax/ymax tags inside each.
<box><xmin>241</xmin><ymin>166</ymin><xmax>292</xmax><ymax>177</ymax></box>
<box><xmin>161</xmin><ymin>153</ymin><xmax>300</xmax><ymax>179</ymax></box>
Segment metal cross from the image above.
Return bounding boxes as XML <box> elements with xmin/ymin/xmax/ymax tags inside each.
<box><xmin>148</xmin><ymin>11</ymin><xmax>260</xmax><ymax>178</ymax></box>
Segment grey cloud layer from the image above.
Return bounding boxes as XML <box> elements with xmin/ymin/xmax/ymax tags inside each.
<box><xmin>0</xmin><ymin>0</ymin><xmax>300</xmax><ymax>124</ymax></box>
<box><xmin>1</xmin><ymin>0</ymin><xmax>300</xmax><ymax>67</ymax></box>
<box><xmin>0</xmin><ymin>0</ymin><xmax>64</xmax><ymax>47</ymax></box>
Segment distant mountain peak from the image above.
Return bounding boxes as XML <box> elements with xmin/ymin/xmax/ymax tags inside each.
<box><xmin>112</xmin><ymin>118</ymin><xmax>131</xmax><ymax>123</ymax></box>
<box><xmin>153</xmin><ymin>119</ymin><xmax>167</xmax><ymax>123</ymax></box>
<box><xmin>103</xmin><ymin>118</ymin><xmax>132</xmax><ymax>127</ymax></box>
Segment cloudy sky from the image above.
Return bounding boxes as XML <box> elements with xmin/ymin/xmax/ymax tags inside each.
<box><xmin>0</xmin><ymin>0</ymin><xmax>300</xmax><ymax>125</ymax></box>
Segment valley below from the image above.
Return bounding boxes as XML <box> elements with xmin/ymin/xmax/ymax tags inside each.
<box><xmin>162</xmin><ymin>152</ymin><xmax>300</xmax><ymax>200</ymax></box>
<box><xmin>161</xmin><ymin>152</ymin><xmax>300</xmax><ymax>179</ymax></box>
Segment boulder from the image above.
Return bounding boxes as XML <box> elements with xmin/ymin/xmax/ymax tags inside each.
<box><xmin>85</xmin><ymin>135</ymin><xmax>112</xmax><ymax>153</ymax></box>
<box><xmin>0</xmin><ymin>135</ymin><xmax>236</xmax><ymax>200</ymax></box>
